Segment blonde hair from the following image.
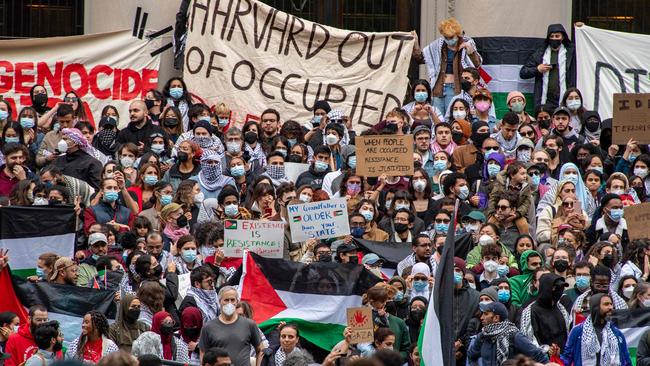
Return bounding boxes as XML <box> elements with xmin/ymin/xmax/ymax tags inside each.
<box><xmin>438</xmin><ymin>18</ymin><xmax>462</xmax><ymax>38</ymax></box>
<box><xmin>214</xmin><ymin>102</ymin><xmax>230</xmax><ymax>115</ymax></box>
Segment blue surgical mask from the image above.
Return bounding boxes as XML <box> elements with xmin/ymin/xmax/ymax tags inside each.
<box><xmin>0</xmin><ymin>110</ymin><xmax>8</xmax><ymax>120</ymax></box>
<box><xmin>454</xmin><ymin>272</ymin><xmax>463</xmax><ymax>285</ymax></box>
<box><xmin>198</xmin><ymin>116</ymin><xmax>211</xmax><ymax>123</ymax></box>
<box><xmin>497</xmin><ymin>289</ymin><xmax>510</xmax><ymax>303</ymax></box>
<box><xmin>169</xmin><ymin>87</ymin><xmax>184</xmax><ymax>99</ymax></box>
<box><xmin>629</xmin><ymin>154</ymin><xmax>638</xmax><ymax>162</ymax></box>
<box><xmin>104</xmin><ymin>190</ymin><xmax>119</xmax><ymax>202</ymax></box>
<box><xmin>433</xmin><ymin>160</ymin><xmax>447</xmax><ymax>171</ymax></box>
<box><xmin>413</xmin><ymin>280</ymin><xmax>428</xmax><ymax>292</ymax></box>
<box><xmin>35</xmin><ymin>267</ymin><xmax>45</xmax><ymax>279</ymax></box>
<box><xmin>312</xmin><ymin>115</ymin><xmax>322</xmax><ymax>125</ymax></box>
<box><xmin>609</xmin><ymin>208</ymin><xmax>624</xmax><ymax>222</ymax></box>
<box><xmin>218</xmin><ymin>118</ymin><xmax>229</xmax><ymax>127</ymax></box>
<box><xmin>224</xmin><ymin>204</ymin><xmax>239</xmax><ymax>218</ymax></box>
<box><xmin>457</xmin><ymin>185</ymin><xmax>470</xmax><ymax>200</ymax></box>
<box><xmin>160</xmin><ymin>194</ymin><xmax>173</xmax><ymax>206</ymax></box>
<box><xmin>351</xmin><ymin>227</ymin><xmax>365</xmax><ymax>238</ymax></box>
<box><xmin>531</xmin><ymin>174</ymin><xmax>541</xmax><ymax>186</ymax></box>
<box><xmin>414</xmin><ymin>91</ymin><xmax>428</xmax><ymax>103</ymax></box>
<box><xmin>182</xmin><ymin>249</ymin><xmax>197</xmax><ymax>263</ymax></box>
<box><xmin>487</xmin><ymin>164</ymin><xmax>500</xmax><ymax>177</ymax></box>
<box><xmin>276</xmin><ymin>149</ymin><xmax>287</xmax><ymax>157</ymax></box>
<box><xmin>394</xmin><ymin>292</ymin><xmax>404</xmax><ymax>302</ymax></box>
<box><xmin>359</xmin><ymin>209</ymin><xmax>374</xmax><ymax>222</ymax></box>
<box><xmin>91</xmin><ymin>254</ymin><xmax>100</xmax><ymax>261</ymax></box>
<box><xmin>314</xmin><ymin>160</ymin><xmax>329</xmax><ymax>172</ymax></box>
<box><xmin>445</xmin><ymin>37</ymin><xmax>458</xmax><ymax>46</ymax></box>
<box><xmin>144</xmin><ymin>175</ymin><xmax>158</xmax><ymax>186</ymax></box>
<box><xmin>591</xmin><ymin>166</ymin><xmax>604</xmax><ymax>174</ymax></box>
<box><xmin>4</xmin><ymin>137</ymin><xmax>19</xmax><ymax>144</ymax></box>
<box><xmin>151</xmin><ymin>144</ymin><xmax>165</xmax><ymax>155</ymax></box>
<box><xmin>348</xmin><ymin>156</ymin><xmax>357</xmax><ymax>169</ymax></box>
<box><xmin>287</xmin><ymin>138</ymin><xmax>297</xmax><ymax>147</ymax></box>
<box><xmin>20</xmin><ymin>117</ymin><xmax>35</xmax><ymax>129</ymax></box>
<box><xmin>497</xmin><ymin>264</ymin><xmax>509</xmax><ymax>277</ymax></box>
<box><xmin>230</xmin><ymin>165</ymin><xmax>245</xmax><ymax>177</ymax></box>
<box><xmin>575</xmin><ymin>275</ymin><xmax>590</xmax><ymax>291</ymax></box>
<box><xmin>395</xmin><ymin>203</ymin><xmax>410</xmax><ymax>211</ymax></box>
<box><xmin>435</xmin><ymin>223</ymin><xmax>449</xmax><ymax>233</ymax></box>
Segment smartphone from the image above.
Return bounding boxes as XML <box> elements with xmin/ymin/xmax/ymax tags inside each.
<box><xmin>574</xmin><ymin>200</ymin><xmax>582</xmax><ymax>213</ymax></box>
<box><xmin>264</xmin><ymin>207</ymin><xmax>273</xmax><ymax>217</ymax></box>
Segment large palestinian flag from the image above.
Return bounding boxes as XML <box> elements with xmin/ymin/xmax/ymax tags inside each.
<box><xmin>474</xmin><ymin>37</ymin><xmax>545</xmax><ymax>118</ymax></box>
<box><xmin>611</xmin><ymin>308</ymin><xmax>650</xmax><ymax>364</ymax></box>
<box><xmin>0</xmin><ymin>206</ymin><xmax>77</xmax><ymax>277</ymax></box>
<box><xmin>234</xmin><ymin>252</ymin><xmax>381</xmax><ymax>350</ymax></box>
<box><xmin>5</xmin><ymin>268</ymin><xmax>116</xmax><ymax>349</ymax></box>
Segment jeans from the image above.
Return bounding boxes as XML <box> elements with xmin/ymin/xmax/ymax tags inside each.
<box><xmin>432</xmin><ymin>83</ymin><xmax>456</xmax><ymax>116</ymax></box>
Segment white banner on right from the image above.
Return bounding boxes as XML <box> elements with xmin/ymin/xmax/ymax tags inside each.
<box><xmin>576</xmin><ymin>25</ymin><xmax>650</xmax><ymax>120</ymax></box>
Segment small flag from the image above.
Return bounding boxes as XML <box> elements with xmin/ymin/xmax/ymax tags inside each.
<box><xmin>292</xmin><ymin>216</ymin><xmax>302</xmax><ymax>223</ymax></box>
<box><xmin>92</xmin><ymin>277</ymin><xmax>100</xmax><ymax>289</ymax></box>
<box><xmin>333</xmin><ymin>210</ymin><xmax>343</xmax><ymax>217</ymax></box>
<box><xmin>225</xmin><ymin>220</ymin><xmax>237</xmax><ymax>229</ymax></box>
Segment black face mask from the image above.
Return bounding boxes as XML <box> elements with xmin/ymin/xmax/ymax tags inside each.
<box><xmin>183</xmin><ymin>327</ymin><xmax>200</xmax><ymax>339</ymax></box>
<box><xmin>177</xmin><ymin>151</ymin><xmax>189</xmax><ymax>163</ymax></box>
<box><xmin>394</xmin><ymin>223</ymin><xmax>409</xmax><ymax>233</ymax></box>
<box><xmin>585</xmin><ymin>120</ymin><xmax>600</xmax><ymax>132</ymax></box>
<box><xmin>472</xmin><ymin>132</ymin><xmax>490</xmax><ymax>147</ymax></box>
<box><xmin>126</xmin><ymin>309</ymin><xmax>141</xmax><ymax>322</ymax></box>
<box><xmin>461</xmin><ymin>79</ymin><xmax>473</xmax><ymax>93</ymax></box>
<box><xmin>634</xmin><ymin>186</ymin><xmax>646</xmax><ymax>199</ymax></box>
<box><xmin>549</xmin><ymin>39</ymin><xmax>562</xmax><ymax>49</ymax></box>
<box><xmin>436</xmin><ymin>245</ymin><xmax>443</xmax><ymax>254</ymax></box>
<box><xmin>553</xmin><ymin>260</ymin><xmax>569</xmax><ymax>273</ymax></box>
<box><xmin>163</xmin><ymin>118</ymin><xmax>179</xmax><ymax>128</ymax></box>
<box><xmin>318</xmin><ymin>255</ymin><xmax>332</xmax><ymax>262</ymax></box>
<box><xmin>384</xmin><ymin>124</ymin><xmax>398</xmax><ymax>134</ymax></box>
<box><xmin>552</xmin><ymin>286</ymin><xmax>564</xmax><ymax>302</ymax></box>
<box><xmin>244</xmin><ymin>131</ymin><xmax>258</xmax><ymax>144</ymax></box>
<box><xmin>150</xmin><ymin>264</ymin><xmax>163</xmax><ymax>279</ymax></box>
<box><xmin>452</xmin><ymin>130</ymin><xmax>464</xmax><ymax>144</ymax></box>
<box><xmin>602</xmin><ymin>254</ymin><xmax>614</xmax><ymax>267</ymax></box>
<box><xmin>545</xmin><ymin>148</ymin><xmax>558</xmax><ymax>160</ymax></box>
<box><xmin>160</xmin><ymin>323</ymin><xmax>175</xmax><ymax>335</ymax></box>
<box><xmin>52</xmin><ymin>341</ymin><xmax>63</xmax><ymax>352</ymax></box>
<box><xmin>410</xmin><ymin>309</ymin><xmax>425</xmax><ymax>322</ymax></box>
<box><xmin>144</xmin><ymin>99</ymin><xmax>156</xmax><ymax>110</ymax></box>
<box><xmin>177</xmin><ymin>215</ymin><xmax>188</xmax><ymax>228</ymax></box>
<box><xmin>414</xmin><ymin>161</ymin><xmax>422</xmax><ymax>170</ymax></box>
<box><xmin>33</xmin><ymin>93</ymin><xmax>48</xmax><ymax>107</ymax></box>
<box><xmin>49</xmin><ymin>199</ymin><xmax>63</xmax><ymax>205</ymax></box>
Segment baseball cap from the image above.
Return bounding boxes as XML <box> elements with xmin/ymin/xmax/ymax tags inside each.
<box><xmin>553</xmin><ymin>106</ymin><xmax>571</xmax><ymax>117</ymax></box>
<box><xmin>479</xmin><ymin>301</ymin><xmax>509</xmax><ymax>321</ymax></box>
<box><xmin>336</xmin><ymin>242</ymin><xmax>357</xmax><ymax>254</ymax></box>
<box><xmin>463</xmin><ymin>211</ymin><xmax>486</xmax><ymax>223</ymax></box>
<box><xmin>49</xmin><ymin>256</ymin><xmax>76</xmax><ymax>281</ymax></box>
<box><xmin>99</xmin><ymin>116</ymin><xmax>118</xmax><ymax>128</ymax></box>
<box><xmin>88</xmin><ymin>232</ymin><xmax>108</xmax><ymax>246</ymax></box>
<box><xmin>361</xmin><ymin>253</ymin><xmax>383</xmax><ymax>266</ymax></box>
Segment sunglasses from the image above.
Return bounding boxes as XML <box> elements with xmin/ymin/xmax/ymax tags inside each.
<box><xmin>562</xmin><ymin>201</ymin><xmax>575</xmax><ymax>207</ymax></box>
<box><xmin>495</xmin><ymin>205</ymin><xmax>510</xmax><ymax>211</ymax></box>
<box><xmin>520</xmin><ymin>131</ymin><xmax>535</xmax><ymax>137</ymax></box>
<box><xmin>434</xmin><ymin>218</ymin><xmax>451</xmax><ymax>224</ymax></box>
<box><xmin>484</xmin><ymin>147</ymin><xmax>499</xmax><ymax>152</ymax></box>
<box><xmin>528</xmin><ymin>171</ymin><xmax>540</xmax><ymax>177</ymax></box>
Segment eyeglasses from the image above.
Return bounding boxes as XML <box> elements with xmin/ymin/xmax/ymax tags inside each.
<box><xmin>562</xmin><ymin>201</ymin><xmax>575</xmax><ymax>207</ymax></box>
<box><xmin>64</xmin><ymin>97</ymin><xmax>78</xmax><ymax>102</ymax></box>
<box><xmin>484</xmin><ymin>147</ymin><xmax>499</xmax><ymax>152</ymax></box>
<box><xmin>520</xmin><ymin>131</ymin><xmax>535</xmax><ymax>137</ymax></box>
<box><xmin>528</xmin><ymin>171</ymin><xmax>540</xmax><ymax>177</ymax></box>
<box><xmin>434</xmin><ymin>218</ymin><xmax>451</xmax><ymax>224</ymax></box>
<box><xmin>495</xmin><ymin>205</ymin><xmax>510</xmax><ymax>211</ymax></box>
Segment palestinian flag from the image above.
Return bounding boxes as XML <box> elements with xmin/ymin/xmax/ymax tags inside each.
<box><xmin>352</xmin><ymin>238</ymin><xmax>412</xmax><ymax>269</ymax></box>
<box><xmin>234</xmin><ymin>252</ymin><xmax>381</xmax><ymax>350</ymax></box>
<box><xmin>611</xmin><ymin>308</ymin><xmax>650</xmax><ymax>364</ymax></box>
<box><xmin>10</xmin><ymin>271</ymin><xmax>116</xmax><ymax>348</ymax></box>
<box><xmin>225</xmin><ymin>220</ymin><xmax>237</xmax><ymax>229</ymax></box>
<box><xmin>0</xmin><ymin>206</ymin><xmax>76</xmax><ymax>277</ymax></box>
<box><xmin>474</xmin><ymin>37</ymin><xmax>545</xmax><ymax>118</ymax></box>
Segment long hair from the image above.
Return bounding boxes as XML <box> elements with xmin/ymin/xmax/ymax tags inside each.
<box><xmin>76</xmin><ymin>310</ymin><xmax>110</xmax><ymax>358</ymax></box>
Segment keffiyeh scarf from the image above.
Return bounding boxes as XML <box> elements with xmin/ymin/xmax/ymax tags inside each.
<box><xmin>246</xmin><ymin>143</ymin><xmax>267</xmax><ymax>167</ymax></box>
<box><xmin>520</xmin><ymin>301</ymin><xmax>570</xmax><ymax>346</ymax></box>
<box><xmin>572</xmin><ymin>290</ymin><xmax>628</xmax><ymax>326</ymax></box>
<box><xmin>186</xmin><ymin>286</ymin><xmax>219</xmax><ymax>323</ymax></box>
<box><xmin>199</xmin><ymin>151</ymin><xmax>228</xmax><ymax>191</ymax></box>
<box><xmin>581</xmin><ymin>316</ymin><xmax>621</xmax><ymax>366</ymax></box>
<box><xmin>481</xmin><ymin>321</ymin><xmax>519</xmax><ymax>365</ymax></box>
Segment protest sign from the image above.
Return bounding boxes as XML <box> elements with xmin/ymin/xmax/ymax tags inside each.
<box><xmin>285</xmin><ymin>162</ymin><xmax>310</xmax><ymax>183</ymax></box>
<box><xmin>288</xmin><ymin>198</ymin><xmax>350</xmax><ymax>242</ymax></box>
<box><xmin>356</xmin><ymin>134</ymin><xmax>414</xmax><ymax>177</ymax></box>
<box><xmin>0</xmin><ymin>30</ymin><xmax>162</xmax><ymax>127</ymax></box>
<box><xmin>183</xmin><ymin>0</ymin><xmax>414</xmax><ymax>132</ymax></box>
<box><xmin>347</xmin><ymin>307</ymin><xmax>374</xmax><ymax>344</ymax></box>
<box><xmin>612</xmin><ymin>94</ymin><xmax>650</xmax><ymax>144</ymax></box>
<box><xmin>576</xmin><ymin>25</ymin><xmax>650</xmax><ymax>120</ymax></box>
<box><xmin>624</xmin><ymin>202</ymin><xmax>650</xmax><ymax>240</ymax></box>
<box><xmin>175</xmin><ymin>273</ymin><xmax>191</xmax><ymax>308</ymax></box>
<box><xmin>224</xmin><ymin>220</ymin><xmax>285</xmax><ymax>258</ymax></box>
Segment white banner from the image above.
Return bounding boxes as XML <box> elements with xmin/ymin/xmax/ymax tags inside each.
<box><xmin>0</xmin><ymin>30</ymin><xmax>162</xmax><ymax>128</ymax></box>
<box><xmin>224</xmin><ymin>219</ymin><xmax>285</xmax><ymax>258</ymax></box>
<box><xmin>183</xmin><ymin>0</ymin><xmax>414</xmax><ymax>132</ymax></box>
<box><xmin>288</xmin><ymin>198</ymin><xmax>350</xmax><ymax>243</ymax></box>
<box><xmin>576</xmin><ymin>25</ymin><xmax>650</xmax><ymax>120</ymax></box>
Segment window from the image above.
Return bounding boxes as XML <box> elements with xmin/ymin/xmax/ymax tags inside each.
<box><xmin>0</xmin><ymin>0</ymin><xmax>84</xmax><ymax>39</ymax></box>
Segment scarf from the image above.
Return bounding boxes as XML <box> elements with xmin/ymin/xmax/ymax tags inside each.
<box><xmin>180</xmin><ymin>307</ymin><xmax>203</xmax><ymax>344</ymax></box>
<box><xmin>491</xmin><ymin>131</ymin><xmax>520</xmax><ymax>159</ymax></box>
<box><xmin>94</xmin><ymin>129</ymin><xmax>117</xmax><ymax>154</ymax></box>
<box><xmin>199</xmin><ymin>151</ymin><xmax>227</xmax><ymax>191</ymax></box>
<box><xmin>266</xmin><ymin>165</ymin><xmax>286</xmax><ymax>180</ymax></box>
<box><xmin>572</xmin><ymin>290</ymin><xmax>628</xmax><ymax>326</ymax></box>
<box><xmin>186</xmin><ymin>286</ymin><xmax>219</xmax><ymax>323</ymax></box>
<box><xmin>152</xmin><ymin>311</ymin><xmax>173</xmax><ymax>360</ymax></box>
<box><xmin>541</xmin><ymin>44</ymin><xmax>567</xmax><ymax>104</ymax></box>
<box><xmin>423</xmin><ymin>37</ymin><xmax>478</xmax><ymax>86</ymax></box>
<box><xmin>163</xmin><ymin>224</ymin><xmax>189</xmax><ymax>243</ymax></box>
<box><xmin>520</xmin><ymin>300</ymin><xmax>570</xmax><ymax>346</ymax></box>
<box><xmin>246</xmin><ymin>143</ymin><xmax>267</xmax><ymax>167</ymax></box>
<box><xmin>431</xmin><ymin>140</ymin><xmax>457</xmax><ymax>155</ymax></box>
<box><xmin>481</xmin><ymin>321</ymin><xmax>519</xmax><ymax>365</ymax></box>
<box><xmin>581</xmin><ymin>316</ymin><xmax>620</xmax><ymax>366</ymax></box>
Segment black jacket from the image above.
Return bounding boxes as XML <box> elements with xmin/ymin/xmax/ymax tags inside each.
<box><xmin>295</xmin><ymin>165</ymin><xmax>329</xmax><ymax>190</ymax></box>
<box><xmin>519</xmin><ymin>24</ymin><xmax>576</xmax><ymax>107</ymax></box>
<box><xmin>54</xmin><ymin>150</ymin><xmax>103</xmax><ymax>190</ymax></box>
<box><xmin>529</xmin><ymin>273</ymin><xmax>571</xmax><ymax>350</ymax></box>
<box><xmin>116</xmin><ymin>119</ymin><xmax>167</xmax><ymax>145</ymax></box>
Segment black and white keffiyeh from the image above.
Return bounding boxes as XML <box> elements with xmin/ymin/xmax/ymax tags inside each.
<box><xmin>581</xmin><ymin>316</ymin><xmax>620</xmax><ymax>366</ymax></box>
<box><xmin>481</xmin><ymin>321</ymin><xmax>519</xmax><ymax>365</ymax></box>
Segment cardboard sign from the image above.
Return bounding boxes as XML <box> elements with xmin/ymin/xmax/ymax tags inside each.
<box><xmin>288</xmin><ymin>198</ymin><xmax>350</xmax><ymax>242</ymax></box>
<box><xmin>285</xmin><ymin>162</ymin><xmax>310</xmax><ymax>183</ymax></box>
<box><xmin>175</xmin><ymin>273</ymin><xmax>191</xmax><ymax>308</ymax></box>
<box><xmin>224</xmin><ymin>220</ymin><xmax>285</xmax><ymax>258</ymax></box>
<box><xmin>183</xmin><ymin>0</ymin><xmax>414</xmax><ymax>132</ymax></box>
<box><xmin>347</xmin><ymin>307</ymin><xmax>374</xmax><ymax>344</ymax></box>
<box><xmin>356</xmin><ymin>134</ymin><xmax>414</xmax><ymax>177</ymax></box>
<box><xmin>624</xmin><ymin>202</ymin><xmax>650</xmax><ymax>240</ymax></box>
<box><xmin>612</xmin><ymin>93</ymin><xmax>650</xmax><ymax>144</ymax></box>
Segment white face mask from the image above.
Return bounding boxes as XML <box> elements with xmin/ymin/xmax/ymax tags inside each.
<box><xmin>222</xmin><ymin>303</ymin><xmax>236</xmax><ymax>316</ymax></box>
<box><xmin>299</xmin><ymin>193</ymin><xmax>311</xmax><ymax>203</ymax></box>
<box><xmin>623</xmin><ymin>286</ymin><xmax>635</xmax><ymax>299</ymax></box>
<box><xmin>479</xmin><ymin>234</ymin><xmax>495</xmax><ymax>246</ymax></box>
<box><xmin>483</xmin><ymin>260</ymin><xmax>498</xmax><ymax>273</ymax></box>
<box><xmin>453</xmin><ymin>110</ymin><xmax>467</xmax><ymax>121</ymax></box>
<box><xmin>643</xmin><ymin>299</ymin><xmax>650</xmax><ymax>308</ymax></box>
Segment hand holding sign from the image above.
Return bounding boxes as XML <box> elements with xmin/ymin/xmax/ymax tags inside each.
<box><xmin>346</xmin><ymin>307</ymin><xmax>373</xmax><ymax>344</ymax></box>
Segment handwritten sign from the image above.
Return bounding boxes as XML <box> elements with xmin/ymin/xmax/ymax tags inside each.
<box><xmin>613</xmin><ymin>93</ymin><xmax>650</xmax><ymax>144</ymax></box>
<box><xmin>347</xmin><ymin>307</ymin><xmax>374</xmax><ymax>344</ymax></box>
<box><xmin>224</xmin><ymin>220</ymin><xmax>285</xmax><ymax>258</ymax></box>
<box><xmin>287</xmin><ymin>198</ymin><xmax>350</xmax><ymax>243</ymax></box>
<box><xmin>625</xmin><ymin>202</ymin><xmax>650</xmax><ymax>240</ymax></box>
<box><xmin>356</xmin><ymin>134</ymin><xmax>414</xmax><ymax>177</ymax></box>
<box><xmin>175</xmin><ymin>273</ymin><xmax>191</xmax><ymax>308</ymax></box>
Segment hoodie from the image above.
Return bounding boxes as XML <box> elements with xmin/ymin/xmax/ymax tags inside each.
<box><xmin>4</xmin><ymin>324</ymin><xmax>37</xmax><ymax>366</ymax></box>
<box><xmin>295</xmin><ymin>163</ymin><xmax>330</xmax><ymax>190</ymax></box>
<box><xmin>508</xmin><ymin>250</ymin><xmax>541</xmax><ymax>306</ymax></box>
<box><xmin>530</xmin><ymin>274</ymin><xmax>570</xmax><ymax>350</ymax></box>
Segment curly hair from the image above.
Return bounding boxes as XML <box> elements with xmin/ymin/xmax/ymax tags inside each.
<box><xmin>438</xmin><ymin>18</ymin><xmax>462</xmax><ymax>37</ymax></box>
<box><xmin>76</xmin><ymin>311</ymin><xmax>110</xmax><ymax>357</ymax></box>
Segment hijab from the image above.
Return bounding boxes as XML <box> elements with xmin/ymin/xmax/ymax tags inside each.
<box><xmin>151</xmin><ymin>311</ymin><xmax>173</xmax><ymax>360</ymax></box>
<box><xmin>180</xmin><ymin>307</ymin><xmax>203</xmax><ymax>345</ymax></box>
<box><xmin>115</xmin><ymin>294</ymin><xmax>148</xmax><ymax>349</ymax></box>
